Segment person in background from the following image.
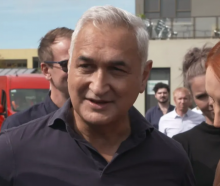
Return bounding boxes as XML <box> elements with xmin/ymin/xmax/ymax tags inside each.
<box><xmin>145</xmin><ymin>82</ymin><xmax>174</xmax><ymax>129</ymax></box>
<box><xmin>192</xmin><ymin>106</ymin><xmax>203</xmax><ymax>114</ymax></box>
<box><xmin>11</xmin><ymin>92</ymin><xmax>28</xmax><ymax>112</ymax></box>
<box><xmin>1</xmin><ymin>27</ymin><xmax>73</xmax><ymax>131</ymax></box>
<box><xmin>172</xmin><ymin>46</ymin><xmax>219</xmax><ymax>186</ymax></box>
<box><xmin>205</xmin><ymin>42</ymin><xmax>220</xmax><ymax>186</ymax></box>
<box><xmin>0</xmin><ymin>5</ymin><xmax>195</xmax><ymax>186</ymax></box>
<box><xmin>159</xmin><ymin>87</ymin><xmax>204</xmax><ymax>137</ymax></box>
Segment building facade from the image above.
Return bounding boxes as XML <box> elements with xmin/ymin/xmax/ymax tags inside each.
<box><xmin>0</xmin><ymin>49</ymin><xmax>38</xmax><ymax>69</ymax></box>
<box><xmin>134</xmin><ymin>0</ymin><xmax>220</xmax><ymax>115</ymax></box>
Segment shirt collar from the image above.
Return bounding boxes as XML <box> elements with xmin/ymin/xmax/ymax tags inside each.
<box><xmin>172</xmin><ymin>109</ymin><xmax>190</xmax><ymax>118</ymax></box>
<box><xmin>48</xmin><ymin>99</ymin><xmax>154</xmax><ymax>135</ymax></box>
<box><xmin>156</xmin><ymin>105</ymin><xmax>160</xmax><ymax>110</ymax></box>
<box><xmin>44</xmin><ymin>91</ymin><xmax>59</xmax><ymax>114</ymax></box>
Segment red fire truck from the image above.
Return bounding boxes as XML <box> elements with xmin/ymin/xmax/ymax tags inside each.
<box><xmin>0</xmin><ymin>74</ymin><xmax>50</xmax><ymax>128</ymax></box>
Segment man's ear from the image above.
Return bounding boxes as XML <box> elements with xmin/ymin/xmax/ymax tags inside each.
<box><xmin>41</xmin><ymin>62</ymin><xmax>51</xmax><ymax>81</ymax></box>
<box><xmin>139</xmin><ymin>60</ymin><xmax>153</xmax><ymax>93</ymax></box>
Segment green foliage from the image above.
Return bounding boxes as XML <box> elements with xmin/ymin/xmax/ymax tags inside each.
<box><xmin>137</xmin><ymin>14</ymin><xmax>146</xmax><ymax>19</ymax></box>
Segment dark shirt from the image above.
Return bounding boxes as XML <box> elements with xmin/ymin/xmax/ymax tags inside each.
<box><xmin>0</xmin><ymin>99</ymin><xmax>195</xmax><ymax>186</ymax></box>
<box><xmin>145</xmin><ymin>104</ymin><xmax>175</xmax><ymax>129</ymax></box>
<box><xmin>1</xmin><ymin>92</ymin><xmax>58</xmax><ymax>131</ymax></box>
<box><xmin>173</xmin><ymin>122</ymin><xmax>220</xmax><ymax>186</ymax></box>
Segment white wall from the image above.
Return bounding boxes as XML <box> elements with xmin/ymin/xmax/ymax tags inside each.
<box><xmin>134</xmin><ymin>38</ymin><xmax>219</xmax><ymax>116</ymax></box>
<box><xmin>135</xmin><ymin>0</ymin><xmax>144</xmax><ymax>15</ymax></box>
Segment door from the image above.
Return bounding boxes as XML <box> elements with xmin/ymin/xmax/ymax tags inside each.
<box><xmin>145</xmin><ymin>68</ymin><xmax>170</xmax><ymax>113</ymax></box>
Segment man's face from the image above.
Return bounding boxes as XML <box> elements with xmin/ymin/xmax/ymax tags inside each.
<box><xmin>155</xmin><ymin>88</ymin><xmax>169</xmax><ymax>103</ymax></box>
<box><xmin>174</xmin><ymin>91</ymin><xmax>190</xmax><ymax>112</ymax></box>
<box><xmin>43</xmin><ymin>38</ymin><xmax>70</xmax><ymax>97</ymax></box>
<box><xmin>68</xmin><ymin>23</ymin><xmax>152</xmax><ymax>125</ymax></box>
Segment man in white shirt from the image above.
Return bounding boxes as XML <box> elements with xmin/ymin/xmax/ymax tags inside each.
<box><xmin>159</xmin><ymin>87</ymin><xmax>205</xmax><ymax>137</ymax></box>
<box><xmin>192</xmin><ymin>107</ymin><xmax>203</xmax><ymax>114</ymax></box>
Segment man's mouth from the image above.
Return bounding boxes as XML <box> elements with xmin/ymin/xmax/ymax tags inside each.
<box><xmin>86</xmin><ymin>98</ymin><xmax>112</xmax><ymax>109</ymax></box>
<box><xmin>88</xmin><ymin>99</ymin><xmax>111</xmax><ymax>104</ymax></box>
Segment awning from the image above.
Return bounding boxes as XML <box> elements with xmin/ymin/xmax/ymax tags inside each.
<box><xmin>0</xmin><ymin>68</ymin><xmax>37</xmax><ymax>75</ymax></box>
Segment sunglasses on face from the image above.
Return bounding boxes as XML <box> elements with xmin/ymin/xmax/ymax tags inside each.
<box><xmin>44</xmin><ymin>59</ymin><xmax>68</xmax><ymax>73</ymax></box>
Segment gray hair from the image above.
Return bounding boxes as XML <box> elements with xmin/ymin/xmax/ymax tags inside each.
<box><xmin>68</xmin><ymin>5</ymin><xmax>149</xmax><ymax>70</ymax></box>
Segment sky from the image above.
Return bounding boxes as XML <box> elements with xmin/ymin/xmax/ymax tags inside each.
<box><xmin>0</xmin><ymin>0</ymin><xmax>135</xmax><ymax>49</ymax></box>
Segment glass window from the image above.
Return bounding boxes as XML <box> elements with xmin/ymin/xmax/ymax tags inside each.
<box><xmin>176</xmin><ymin>0</ymin><xmax>191</xmax><ymax>11</ymax></box>
<box><xmin>161</xmin><ymin>0</ymin><xmax>176</xmax><ymax>18</ymax></box>
<box><xmin>0</xmin><ymin>59</ymin><xmax>27</xmax><ymax>68</ymax></box>
<box><xmin>145</xmin><ymin>0</ymin><xmax>160</xmax><ymax>12</ymax></box>
<box><xmin>10</xmin><ymin>89</ymin><xmax>49</xmax><ymax>112</ymax></box>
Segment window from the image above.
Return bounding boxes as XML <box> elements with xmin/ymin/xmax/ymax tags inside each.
<box><xmin>144</xmin><ymin>0</ymin><xmax>191</xmax><ymax>18</ymax></box>
<box><xmin>33</xmin><ymin>57</ymin><xmax>40</xmax><ymax>69</ymax></box>
<box><xmin>33</xmin><ymin>57</ymin><xmax>42</xmax><ymax>73</ymax></box>
<box><xmin>10</xmin><ymin>89</ymin><xmax>49</xmax><ymax>112</ymax></box>
<box><xmin>0</xmin><ymin>59</ymin><xmax>27</xmax><ymax>68</ymax></box>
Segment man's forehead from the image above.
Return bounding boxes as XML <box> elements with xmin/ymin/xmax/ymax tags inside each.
<box><xmin>157</xmin><ymin>88</ymin><xmax>168</xmax><ymax>92</ymax></box>
<box><xmin>72</xmin><ymin>23</ymin><xmax>140</xmax><ymax>61</ymax></box>
<box><xmin>75</xmin><ymin>22</ymin><xmax>136</xmax><ymax>45</ymax></box>
<box><xmin>175</xmin><ymin>91</ymin><xmax>189</xmax><ymax>97</ymax></box>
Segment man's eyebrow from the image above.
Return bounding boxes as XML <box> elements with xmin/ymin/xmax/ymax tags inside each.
<box><xmin>78</xmin><ymin>56</ymin><xmax>127</xmax><ymax>66</ymax></box>
<box><xmin>108</xmin><ymin>60</ymin><xmax>127</xmax><ymax>66</ymax></box>
<box><xmin>78</xmin><ymin>56</ymin><xmax>94</xmax><ymax>63</ymax></box>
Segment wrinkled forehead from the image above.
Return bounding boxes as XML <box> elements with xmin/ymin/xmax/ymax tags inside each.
<box><xmin>72</xmin><ymin>23</ymin><xmax>139</xmax><ymax>59</ymax></box>
<box><xmin>75</xmin><ymin>22</ymin><xmax>135</xmax><ymax>44</ymax></box>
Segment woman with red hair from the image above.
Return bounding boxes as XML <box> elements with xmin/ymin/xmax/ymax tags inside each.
<box><xmin>205</xmin><ymin>41</ymin><xmax>220</xmax><ymax>186</ymax></box>
<box><xmin>205</xmin><ymin>42</ymin><xmax>220</xmax><ymax>128</ymax></box>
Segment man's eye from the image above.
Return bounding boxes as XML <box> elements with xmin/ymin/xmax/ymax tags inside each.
<box><xmin>111</xmin><ymin>67</ymin><xmax>125</xmax><ymax>72</ymax></box>
<box><xmin>79</xmin><ymin>64</ymin><xmax>91</xmax><ymax>68</ymax></box>
<box><xmin>197</xmin><ymin>95</ymin><xmax>207</xmax><ymax>99</ymax></box>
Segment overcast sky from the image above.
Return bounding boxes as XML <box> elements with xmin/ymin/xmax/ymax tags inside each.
<box><xmin>0</xmin><ymin>0</ymin><xmax>135</xmax><ymax>49</ymax></box>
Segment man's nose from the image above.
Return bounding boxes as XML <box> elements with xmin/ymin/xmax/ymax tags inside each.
<box><xmin>89</xmin><ymin>70</ymin><xmax>110</xmax><ymax>96</ymax></box>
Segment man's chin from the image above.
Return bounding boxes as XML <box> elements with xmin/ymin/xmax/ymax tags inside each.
<box><xmin>81</xmin><ymin>112</ymin><xmax>114</xmax><ymax>125</ymax></box>
<box><xmin>158</xmin><ymin>100</ymin><xmax>168</xmax><ymax>104</ymax></box>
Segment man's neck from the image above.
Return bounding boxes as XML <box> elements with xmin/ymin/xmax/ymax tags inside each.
<box><xmin>50</xmin><ymin>88</ymin><xmax>69</xmax><ymax>108</ymax></box>
<box><xmin>73</xmin><ymin>111</ymin><xmax>131</xmax><ymax>162</ymax></box>
<box><xmin>158</xmin><ymin>101</ymin><xmax>169</xmax><ymax>109</ymax></box>
<box><xmin>175</xmin><ymin>108</ymin><xmax>188</xmax><ymax>117</ymax></box>
<box><xmin>158</xmin><ymin>101</ymin><xmax>170</xmax><ymax>114</ymax></box>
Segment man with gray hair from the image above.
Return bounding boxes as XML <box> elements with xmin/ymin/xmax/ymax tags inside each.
<box><xmin>0</xmin><ymin>6</ymin><xmax>195</xmax><ymax>186</ymax></box>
